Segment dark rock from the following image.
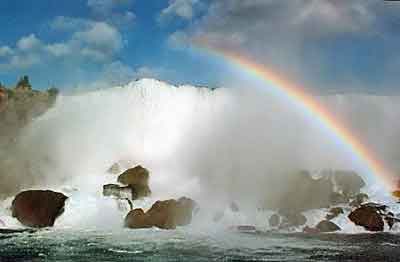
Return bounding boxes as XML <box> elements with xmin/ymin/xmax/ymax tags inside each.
<box><xmin>279</xmin><ymin>210</ymin><xmax>307</xmax><ymax>228</ymax></box>
<box><xmin>12</xmin><ymin>190</ymin><xmax>68</xmax><ymax>228</ymax></box>
<box><xmin>316</xmin><ymin>220</ymin><xmax>341</xmax><ymax>232</ymax></box>
<box><xmin>326</xmin><ymin>207</ymin><xmax>344</xmax><ymax>220</ymax></box>
<box><xmin>348</xmin><ymin>206</ymin><xmax>384</xmax><ymax>232</ymax></box>
<box><xmin>103</xmin><ymin>184</ymin><xmax>132</xmax><ymax>199</ymax></box>
<box><xmin>385</xmin><ymin>212</ymin><xmax>395</xmax><ymax>229</ymax></box>
<box><xmin>269</xmin><ymin>214</ymin><xmax>280</xmax><ymax>227</ymax></box>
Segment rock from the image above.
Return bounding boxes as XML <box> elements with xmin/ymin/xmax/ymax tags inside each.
<box><xmin>348</xmin><ymin>206</ymin><xmax>384</xmax><ymax>232</ymax></box>
<box><xmin>124</xmin><ymin>208</ymin><xmax>152</xmax><ymax>229</ymax></box>
<box><xmin>131</xmin><ymin>184</ymin><xmax>151</xmax><ymax>199</ymax></box>
<box><xmin>103</xmin><ymin>184</ymin><xmax>132</xmax><ymax>199</ymax></box>
<box><xmin>275</xmin><ymin>171</ymin><xmax>335</xmax><ymax>212</ymax></box>
<box><xmin>174</xmin><ymin>197</ymin><xmax>197</xmax><ymax>226</ymax></box>
<box><xmin>124</xmin><ymin>197</ymin><xmax>197</xmax><ymax>230</ymax></box>
<box><xmin>349</xmin><ymin>193</ymin><xmax>369</xmax><ymax>207</ymax></box>
<box><xmin>279</xmin><ymin>210</ymin><xmax>307</xmax><ymax>228</ymax></box>
<box><xmin>118</xmin><ymin>165</ymin><xmax>149</xmax><ymax>186</ymax></box>
<box><xmin>118</xmin><ymin>166</ymin><xmax>151</xmax><ymax>198</ymax></box>
<box><xmin>329</xmin><ymin>192</ymin><xmax>349</xmax><ymax>205</ymax></box>
<box><xmin>303</xmin><ymin>226</ymin><xmax>320</xmax><ymax>234</ymax></box>
<box><xmin>107</xmin><ymin>163</ymin><xmax>121</xmax><ymax>174</ymax></box>
<box><xmin>269</xmin><ymin>214</ymin><xmax>280</xmax><ymax>227</ymax></box>
<box><xmin>326</xmin><ymin>207</ymin><xmax>344</xmax><ymax>220</ymax></box>
<box><xmin>316</xmin><ymin>220</ymin><xmax>341</xmax><ymax>232</ymax></box>
<box><xmin>229</xmin><ymin>202</ymin><xmax>239</xmax><ymax>212</ymax></box>
<box><xmin>12</xmin><ymin>190</ymin><xmax>68</xmax><ymax>228</ymax></box>
<box><xmin>385</xmin><ymin>212</ymin><xmax>395</xmax><ymax>229</ymax></box>
<box><xmin>331</xmin><ymin>170</ymin><xmax>365</xmax><ymax>197</ymax></box>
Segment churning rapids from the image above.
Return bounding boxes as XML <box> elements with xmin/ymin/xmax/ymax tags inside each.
<box><xmin>1</xmin><ymin>79</ymin><xmax>400</xmax><ymax>261</ymax></box>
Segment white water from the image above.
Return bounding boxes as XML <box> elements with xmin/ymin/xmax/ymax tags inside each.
<box><xmin>1</xmin><ymin>78</ymin><xmax>400</xmax><ymax>233</ymax></box>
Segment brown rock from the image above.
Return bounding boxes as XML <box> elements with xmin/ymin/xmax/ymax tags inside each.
<box><xmin>124</xmin><ymin>197</ymin><xmax>196</xmax><ymax>230</ymax></box>
<box><xmin>12</xmin><ymin>190</ymin><xmax>68</xmax><ymax>228</ymax></box>
<box><xmin>269</xmin><ymin>214</ymin><xmax>280</xmax><ymax>227</ymax></box>
<box><xmin>124</xmin><ymin>208</ymin><xmax>152</xmax><ymax>229</ymax></box>
<box><xmin>118</xmin><ymin>165</ymin><xmax>149</xmax><ymax>186</ymax></box>
<box><xmin>316</xmin><ymin>220</ymin><xmax>341</xmax><ymax>232</ymax></box>
<box><xmin>348</xmin><ymin>206</ymin><xmax>384</xmax><ymax>232</ymax></box>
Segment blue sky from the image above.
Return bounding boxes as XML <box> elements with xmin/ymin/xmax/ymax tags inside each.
<box><xmin>0</xmin><ymin>0</ymin><xmax>399</xmax><ymax>93</ymax></box>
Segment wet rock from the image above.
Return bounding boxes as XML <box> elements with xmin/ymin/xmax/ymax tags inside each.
<box><xmin>326</xmin><ymin>207</ymin><xmax>344</xmax><ymax>220</ymax></box>
<box><xmin>331</xmin><ymin>170</ymin><xmax>365</xmax><ymax>197</ymax></box>
<box><xmin>269</xmin><ymin>214</ymin><xmax>280</xmax><ymax>227</ymax></box>
<box><xmin>118</xmin><ymin>165</ymin><xmax>151</xmax><ymax>198</ymax></box>
<box><xmin>385</xmin><ymin>212</ymin><xmax>395</xmax><ymax>229</ymax></box>
<box><xmin>103</xmin><ymin>184</ymin><xmax>132</xmax><ymax>199</ymax></box>
<box><xmin>303</xmin><ymin>226</ymin><xmax>320</xmax><ymax>234</ymax></box>
<box><xmin>12</xmin><ymin>190</ymin><xmax>68</xmax><ymax>228</ymax></box>
<box><xmin>316</xmin><ymin>220</ymin><xmax>341</xmax><ymax>232</ymax></box>
<box><xmin>276</xmin><ymin>171</ymin><xmax>335</xmax><ymax>212</ymax></box>
<box><xmin>279</xmin><ymin>210</ymin><xmax>307</xmax><ymax>228</ymax></box>
<box><xmin>118</xmin><ymin>165</ymin><xmax>149</xmax><ymax>186</ymax></box>
<box><xmin>124</xmin><ymin>208</ymin><xmax>151</xmax><ymax>229</ymax></box>
<box><xmin>349</xmin><ymin>193</ymin><xmax>369</xmax><ymax>207</ymax></box>
<box><xmin>124</xmin><ymin>197</ymin><xmax>197</xmax><ymax>230</ymax></box>
<box><xmin>329</xmin><ymin>192</ymin><xmax>349</xmax><ymax>205</ymax></box>
<box><xmin>348</xmin><ymin>206</ymin><xmax>384</xmax><ymax>232</ymax></box>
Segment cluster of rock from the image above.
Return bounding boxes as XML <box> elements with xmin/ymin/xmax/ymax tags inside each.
<box><xmin>103</xmin><ymin>165</ymin><xmax>151</xmax><ymax>201</ymax></box>
<box><xmin>124</xmin><ymin>197</ymin><xmax>197</xmax><ymax>229</ymax></box>
<box><xmin>266</xmin><ymin>170</ymin><xmax>399</xmax><ymax>233</ymax></box>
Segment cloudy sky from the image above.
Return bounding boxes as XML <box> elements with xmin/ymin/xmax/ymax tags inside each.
<box><xmin>0</xmin><ymin>0</ymin><xmax>399</xmax><ymax>93</ymax></box>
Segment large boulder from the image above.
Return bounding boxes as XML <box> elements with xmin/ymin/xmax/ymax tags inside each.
<box><xmin>331</xmin><ymin>171</ymin><xmax>365</xmax><ymax>197</ymax></box>
<box><xmin>124</xmin><ymin>197</ymin><xmax>197</xmax><ymax>230</ymax></box>
<box><xmin>273</xmin><ymin>171</ymin><xmax>335</xmax><ymax>212</ymax></box>
<box><xmin>118</xmin><ymin>165</ymin><xmax>149</xmax><ymax>186</ymax></box>
<box><xmin>12</xmin><ymin>190</ymin><xmax>68</xmax><ymax>228</ymax></box>
<box><xmin>118</xmin><ymin>166</ymin><xmax>151</xmax><ymax>198</ymax></box>
<box><xmin>278</xmin><ymin>210</ymin><xmax>307</xmax><ymax>228</ymax></box>
<box><xmin>348</xmin><ymin>206</ymin><xmax>384</xmax><ymax>232</ymax></box>
<box><xmin>124</xmin><ymin>208</ymin><xmax>152</xmax><ymax>229</ymax></box>
<box><xmin>316</xmin><ymin>220</ymin><xmax>341</xmax><ymax>232</ymax></box>
<box><xmin>269</xmin><ymin>214</ymin><xmax>280</xmax><ymax>227</ymax></box>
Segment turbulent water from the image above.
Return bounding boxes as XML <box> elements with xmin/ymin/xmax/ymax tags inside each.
<box><xmin>1</xmin><ymin>78</ymin><xmax>400</xmax><ymax>261</ymax></box>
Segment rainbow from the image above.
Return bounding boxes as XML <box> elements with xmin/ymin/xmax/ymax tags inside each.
<box><xmin>196</xmin><ymin>43</ymin><xmax>396</xmax><ymax>191</ymax></box>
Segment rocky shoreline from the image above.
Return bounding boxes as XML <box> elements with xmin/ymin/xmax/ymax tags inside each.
<box><xmin>4</xmin><ymin>163</ymin><xmax>399</xmax><ymax>234</ymax></box>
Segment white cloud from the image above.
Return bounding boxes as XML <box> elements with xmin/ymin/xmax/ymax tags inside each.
<box><xmin>17</xmin><ymin>34</ymin><xmax>42</xmax><ymax>51</ymax></box>
<box><xmin>87</xmin><ymin>0</ymin><xmax>135</xmax><ymax>28</ymax></box>
<box><xmin>0</xmin><ymin>18</ymin><xmax>124</xmax><ymax>71</ymax></box>
<box><xmin>0</xmin><ymin>46</ymin><xmax>13</xmax><ymax>57</ymax></box>
<box><xmin>159</xmin><ymin>0</ymin><xmax>199</xmax><ymax>24</ymax></box>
